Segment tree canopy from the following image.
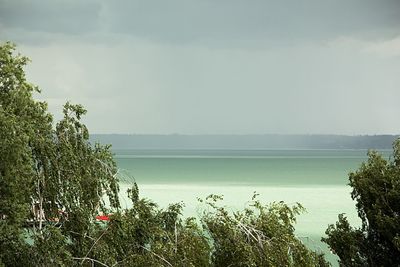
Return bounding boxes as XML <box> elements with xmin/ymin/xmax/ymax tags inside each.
<box><xmin>323</xmin><ymin>139</ymin><xmax>400</xmax><ymax>266</ymax></box>
<box><xmin>0</xmin><ymin>42</ymin><xmax>120</xmax><ymax>266</ymax></box>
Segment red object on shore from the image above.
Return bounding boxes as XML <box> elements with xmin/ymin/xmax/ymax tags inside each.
<box><xmin>95</xmin><ymin>215</ymin><xmax>110</xmax><ymax>221</ymax></box>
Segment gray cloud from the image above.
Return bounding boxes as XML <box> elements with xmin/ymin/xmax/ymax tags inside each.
<box><xmin>0</xmin><ymin>0</ymin><xmax>102</xmax><ymax>35</ymax></box>
<box><xmin>103</xmin><ymin>0</ymin><xmax>400</xmax><ymax>43</ymax></box>
<box><xmin>2</xmin><ymin>0</ymin><xmax>400</xmax><ymax>44</ymax></box>
<box><xmin>0</xmin><ymin>0</ymin><xmax>399</xmax><ymax>134</ymax></box>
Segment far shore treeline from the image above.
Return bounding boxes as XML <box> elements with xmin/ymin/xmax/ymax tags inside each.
<box><xmin>2</xmin><ymin>42</ymin><xmax>400</xmax><ymax>266</ymax></box>
<box><xmin>91</xmin><ymin>134</ymin><xmax>398</xmax><ymax>150</ymax></box>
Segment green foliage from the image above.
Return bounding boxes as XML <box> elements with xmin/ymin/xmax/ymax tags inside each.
<box><xmin>0</xmin><ymin>41</ymin><xmax>49</xmax><ymax>266</ymax></box>
<box><xmin>30</xmin><ymin>226</ymin><xmax>72</xmax><ymax>266</ymax></box>
<box><xmin>76</xmin><ymin>187</ymin><xmax>329</xmax><ymax>267</ymax></box>
<box><xmin>323</xmin><ymin>139</ymin><xmax>400</xmax><ymax>266</ymax></box>
<box><xmin>0</xmin><ymin>42</ymin><xmax>120</xmax><ymax>266</ymax></box>
<box><xmin>0</xmin><ymin>222</ymin><xmax>30</xmax><ymax>266</ymax></box>
<box><xmin>201</xmin><ymin>194</ymin><xmax>329</xmax><ymax>267</ymax></box>
<box><xmin>84</xmin><ymin>185</ymin><xmax>211</xmax><ymax>267</ymax></box>
<box><xmin>0</xmin><ymin>42</ymin><xmax>39</xmax><ymax>226</ymax></box>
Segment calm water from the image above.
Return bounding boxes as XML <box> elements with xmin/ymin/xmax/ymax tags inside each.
<box><xmin>114</xmin><ymin>149</ymin><xmax>391</xmax><ymax>265</ymax></box>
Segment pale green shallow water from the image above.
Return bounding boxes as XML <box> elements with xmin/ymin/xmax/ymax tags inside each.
<box><xmin>114</xmin><ymin>149</ymin><xmax>392</xmax><ymax>265</ymax></box>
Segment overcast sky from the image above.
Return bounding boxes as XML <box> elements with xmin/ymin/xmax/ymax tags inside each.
<box><xmin>1</xmin><ymin>0</ymin><xmax>399</xmax><ymax>134</ymax></box>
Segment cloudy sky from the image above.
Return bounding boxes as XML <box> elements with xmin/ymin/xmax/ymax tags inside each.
<box><xmin>1</xmin><ymin>0</ymin><xmax>399</xmax><ymax>134</ymax></box>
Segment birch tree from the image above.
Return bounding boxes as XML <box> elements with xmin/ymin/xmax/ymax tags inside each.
<box><xmin>0</xmin><ymin>42</ymin><xmax>120</xmax><ymax>266</ymax></box>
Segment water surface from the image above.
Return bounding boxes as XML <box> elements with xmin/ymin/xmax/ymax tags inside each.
<box><xmin>114</xmin><ymin>149</ymin><xmax>391</xmax><ymax>265</ymax></box>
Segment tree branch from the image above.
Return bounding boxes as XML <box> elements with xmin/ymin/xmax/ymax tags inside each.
<box><xmin>72</xmin><ymin>257</ymin><xmax>109</xmax><ymax>267</ymax></box>
<box><xmin>81</xmin><ymin>225</ymin><xmax>110</xmax><ymax>265</ymax></box>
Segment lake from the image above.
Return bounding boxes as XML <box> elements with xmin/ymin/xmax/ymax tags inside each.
<box><xmin>114</xmin><ymin>149</ymin><xmax>391</xmax><ymax>265</ymax></box>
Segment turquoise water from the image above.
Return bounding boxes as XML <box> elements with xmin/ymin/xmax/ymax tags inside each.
<box><xmin>114</xmin><ymin>149</ymin><xmax>391</xmax><ymax>265</ymax></box>
<box><xmin>115</xmin><ymin>149</ymin><xmax>387</xmax><ymax>185</ymax></box>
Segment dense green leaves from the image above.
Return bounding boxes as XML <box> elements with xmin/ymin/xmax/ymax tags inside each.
<box><xmin>201</xmin><ymin>195</ymin><xmax>329</xmax><ymax>267</ymax></box>
<box><xmin>0</xmin><ymin>42</ymin><xmax>120</xmax><ymax>266</ymax></box>
<box><xmin>323</xmin><ymin>139</ymin><xmax>400</xmax><ymax>266</ymax></box>
<box><xmin>84</xmin><ymin>185</ymin><xmax>211</xmax><ymax>266</ymax></box>
<box><xmin>0</xmin><ymin>42</ymin><xmax>50</xmax><ymax>266</ymax></box>
<box><xmin>73</xmin><ymin>187</ymin><xmax>329</xmax><ymax>267</ymax></box>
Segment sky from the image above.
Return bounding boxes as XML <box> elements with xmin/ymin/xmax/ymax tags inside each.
<box><xmin>0</xmin><ymin>0</ymin><xmax>399</xmax><ymax>135</ymax></box>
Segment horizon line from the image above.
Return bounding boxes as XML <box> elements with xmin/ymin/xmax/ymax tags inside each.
<box><xmin>90</xmin><ymin>133</ymin><xmax>400</xmax><ymax>136</ymax></box>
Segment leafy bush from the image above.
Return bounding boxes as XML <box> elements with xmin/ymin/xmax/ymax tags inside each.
<box><xmin>323</xmin><ymin>140</ymin><xmax>400</xmax><ymax>266</ymax></box>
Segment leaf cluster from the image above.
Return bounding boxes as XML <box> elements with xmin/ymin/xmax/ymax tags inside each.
<box><xmin>323</xmin><ymin>139</ymin><xmax>400</xmax><ymax>266</ymax></box>
<box><xmin>201</xmin><ymin>194</ymin><xmax>329</xmax><ymax>267</ymax></box>
<box><xmin>0</xmin><ymin>42</ymin><xmax>119</xmax><ymax>266</ymax></box>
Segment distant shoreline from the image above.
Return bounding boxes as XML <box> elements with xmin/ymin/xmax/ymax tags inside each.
<box><xmin>91</xmin><ymin>134</ymin><xmax>399</xmax><ymax>150</ymax></box>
